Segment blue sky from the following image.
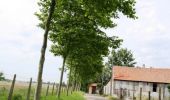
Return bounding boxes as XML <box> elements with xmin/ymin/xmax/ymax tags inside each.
<box><xmin>0</xmin><ymin>0</ymin><xmax>170</xmax><ymax>82</ymax></box>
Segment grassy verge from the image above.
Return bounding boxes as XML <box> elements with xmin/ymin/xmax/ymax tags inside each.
<box><xmin>0</xmin><ymin>90</ymin><xmax>85</xmax><ymax>100</ymax></box>
<box><xmin>42</xmin><ymin>92</ymin><xmax>85</xmax><ymax>100</ymax></box>
<box><xmin>0</xmin><ymin>81</ymin><xmax>85</xmax><ymax>100</ymax></box>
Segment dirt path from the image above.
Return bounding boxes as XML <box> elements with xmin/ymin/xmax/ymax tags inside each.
<box><xmin>85</xmin><ymin>94</ymin><xmax>108</xmax><ymax>100</ymax></box>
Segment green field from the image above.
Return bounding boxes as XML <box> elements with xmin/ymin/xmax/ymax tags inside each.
<box><xmin>0</xmin><ymin>81</ymin><xmax>85</xmax><ymax>100</ymax></box>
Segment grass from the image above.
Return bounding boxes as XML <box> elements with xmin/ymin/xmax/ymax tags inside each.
<box><xmin>0</xmin><ymin>87</ymin><xmax>84</xmax><ymax>100</ymax></box>
<box><xmin>41</xmin><ymin>92</ymin><xmax>85</xmax><ymax>100</ymax></box>
<box><xmin>0</xmin><ymin>81</ymin><xmax>85</xmax><ymax>100</ymax></box>
<box><xmin>108</xmin><ymin>96</ymin><xmax>118</xmax><ymax>100</ymax></box>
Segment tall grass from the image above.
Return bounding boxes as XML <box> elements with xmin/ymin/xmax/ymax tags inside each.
<box><xmin>0</xmin><ymin>82</ymin><xmax>84</xmax><ymax>100</ymax></box>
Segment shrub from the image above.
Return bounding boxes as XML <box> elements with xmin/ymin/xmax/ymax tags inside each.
<box><xmin>108</xmin><ymin>96</ymin><xmax>118</xmax><ymax>100</ymax></box>
<box><xmin>13</xmin><ymin>94</ymin><xmax>22</xmax><ymax>100</ymax></box>
<box><xmin>168</xmin><ymin>85</ymin><xmax>170</xmax><ymax>93</ymax></box>
<box><xmin>102</xmin><ymin>94</ymin><xmax>108</xmax><ymax>97</ymax></box>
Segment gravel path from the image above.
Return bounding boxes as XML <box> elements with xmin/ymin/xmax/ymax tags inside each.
<box><xmin>85</xmin><ymin>94</ymin><xmax>108</xmax><ymax>100</ymax></box>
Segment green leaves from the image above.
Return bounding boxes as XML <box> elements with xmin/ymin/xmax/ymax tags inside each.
<box><xmin>168</xmin><ymin>85</ymin><xmax>170</xmax><ymax>93</ymax></box>
<box><xmin>109</xmin><ymin>48</ymin><xmax>136</xmax><ymax>67</ymax></box>
<box><xmin>0</xmin><ymin>72</ymin><xmax>5</xmax><ymax>81</ymax></box>
<box><xmin>36</xmin><ymin>0</ymin><xmax>137</xmax><ymax>92</ymax></box>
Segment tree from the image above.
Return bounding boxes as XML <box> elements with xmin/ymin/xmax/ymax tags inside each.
<box><xmin>96</xmin><ymin>48</ymin><xmax>136</xmax><ymax>94</ymax></box>
<box><xmin>108</xmin><ymin>48</ymin><xmax>136</xmax><ymax>67</ymax></box>
<box><xmin>34</xmin><ymin>0</ymin><xmax>56</xmax><ymax>100</ymax></box>
<box><xmin>0</xmin><ymin>72</ymin><xmax>5</xmax><ymax>81</ymax></box>
<box><xmin>36</xmin><ymin>0</ymin><xmax>137</xmax><ymax>98</ymax></box>
<box><xmin>168</xmin><ymin>85</ymin><xmax>170</xmax><ymax>100</ymax></box>
<box><xmin>168</xmin><ymin>85</ymin><xmax>170</xmax><ymax>93</ymax></box>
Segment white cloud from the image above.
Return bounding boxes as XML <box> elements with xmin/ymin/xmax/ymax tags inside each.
<box><xmin>0</xmin><ymin>0</ymin><xmax>65</xmax><ymax>82</ymax></box>
<box><xmin>0</xmin><ymin>0</ymin><xmax>170</xmax><ymax>82</ymax></box>
<box><xmin>105</xmin><ymin>0</ymin><xmax>170</xmax><ymax>68</ymax></box>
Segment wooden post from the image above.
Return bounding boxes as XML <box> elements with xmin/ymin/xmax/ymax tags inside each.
<box><xmin>66</xmin><ymin>83</ymin><xmax>69</xmax><ymax>96</ymax></box>
<box><xmin>120</xmin><ymin>88</ymin><xmax>123</xmax><ymax>100</ymax></box>
<box><xmin>26</xmin><ymin>78</ymin><xmax>32</xmax><ymax>100</ymax></box>
<box><xmin>133</xmin><ymin>90</ymin><xmax>135</xmax><ymax>100</ymax></box>
<box><xmin>110</xmin><ymin>79</ymin><xmax>113</xmax><ymax>95</ymax></box>
<box><xmin>56</xmin><ymin>84</ymin><xmax>58</xmax><ymax>95</ymax></box>
<box><xmin>46</xmin><ymin>82</ymin><xmax>50</xmax><ymax>96</ymax></box>
<box><xmin>140</xmin><ymin>88</ymin><xmax>142</xmax><ymax>100</ymax></box>
<box><xmin>163</xmin><ymin>84</ymin><xmax>165</xmax><ymax>100</ymax></box>
<box><xmin>159</xmin><ymin>87</ymin><xmax>161</xmax><ymax>100</ymax></box>
<box><xmin>51</xmin><ymin>82</ymin><xmax>55</xmax><ymax>95</ymax></box>
<box><xmin>133</xmin><ymin>82</ymin><xmax>135</xmax><ymax>100</ymax></box>
<box><xmin>64</xmin><ymin>87</ymin><xmax>66</xmax><ymax>92</ymax></box>
<box><xmin>61</xmin><ymin>86</ymin><xmax>63</xmax><ymax>93</ymax></box>
<box><xmin>63</xmin><ymin>87</ymin><xmax>65</xmax><ymax>92</ymax></box>
<box><xmin>8</xmin><ymin>74</ymin><xmax>16</xmax><ymax>100</ymax></box>
<box><xmin>62</xmin><ymin>86</ymin><xmax>64</xmax><ymax>93</ymax></box>
<box><xmin>148</xmin><ymin>91</ymin><xmax>151</xmax><ymax>100</ymax></box>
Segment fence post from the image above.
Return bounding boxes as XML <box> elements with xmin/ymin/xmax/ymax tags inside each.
<box><xmin>26</xmin><ymin>78</ymin><xmax>32</xmax><ymax>100</ymax></box>
<box><xmin>66</xmin><ymin>83</ymin><xmax>69</xmax><ymax>96</ymax></box>
<box><xmin>159</xmin><ymin>87</ymin><xmax>161</xmax><ymax>100</ymax></box>
<box><xmin>133</xmin><ymin>90</ymin><xmax>135</xmax><ymax>100</ymax></box>
<box><xmin>46</xmin><ymin>82</ymin><xmax>50</xmax><ymax>96</ymax></box>
<box><xmin>56</xmin><ymin>84</ymin><xmax>58</xmax><ymax>95</ymax></box>
<box><xmin>148</xmin><ymin>91</ymin><xmax>151</xmax><ymax>100</ymax></box>
<box><xmin>140</xmin><ymin>88</ymin><xmax>142</xmax><ymax>100</ymax></box>
<box><xmin>61</xmin><ymin>86</ymin><xmax>62</xmax><ymax>93</ymax></box>
<box><xmin>51</xmin><ymin>82</ymin><xmax>55</xmax><ymax>95</ymax></box>
<box><xmin>120</xmin><ymin>88</ymin><xmax>123</xmax><ymax>100</ymax></box>
<box><xmin>8</xmin><ymin>74</ymin><xmax>16</xmax><ymax>100</ymax></box>
<box><xmin>63</xmin><ymin>86</ymin><xmax>65</xmax><ymax>92</ymax></box>
<box><xmin>163</xmin><ymin>84</ymin><xmax>165</xmax><ymax>100</ymax></box>
<box><xmin>62</xmin><ymin>86</ymin><xmax>64</xmax><ymax>93</ymax></box>
<box><xmin>127</xmin><ymin>90</ymin><xmax>129</xmax><ymax>97</ymax></box>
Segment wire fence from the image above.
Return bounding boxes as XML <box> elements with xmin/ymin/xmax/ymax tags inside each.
<box><xmin>0</xmin><ymin>74</ymin><xmax>68</xmax><ymax>100</ymax></box>
<box><xmin>112</xmin><ymin>88</ymin><xmax>170</xmax><ymax>100</ymax></box>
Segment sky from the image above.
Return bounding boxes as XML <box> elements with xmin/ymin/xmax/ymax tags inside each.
<box><xmin>0</xmin><ymin>0</ymin><xmax>170</xmax><ymax>82</ymax></box>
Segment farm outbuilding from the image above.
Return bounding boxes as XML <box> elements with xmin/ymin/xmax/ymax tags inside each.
<box><xmin>104</xmin><ymin>66</ymin><xmax>170</xmax><ymax>100</ymax></box>
<box><xmin>88</xmin><ymin>83</ymin><xmax>97</xmax><ymax>94</ymax></box>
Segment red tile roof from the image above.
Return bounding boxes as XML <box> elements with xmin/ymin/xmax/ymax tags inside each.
<box><xmin>113</xmin><ymin>66</ymin><xmax>170</xmax><ymax>83</ymax></box>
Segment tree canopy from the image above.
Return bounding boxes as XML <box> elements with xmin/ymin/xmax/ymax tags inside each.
<box><xmin>108</xmin><ymin>48</ymin><xmax>136</xmax><ymax>67</ymax></box>
<box><xmin>0</xmin><ymin>72</ymin><xmax>5</xmax><ymax>81</ymax></box>
<box><xmin>36</xmin><ymin>0</ymin><xmax>137</xmax><ymax>97</ymax></box>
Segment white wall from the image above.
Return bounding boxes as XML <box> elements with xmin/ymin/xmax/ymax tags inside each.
<box><xmin>104</xmin><ymin>80</ymin><xmax>170</xmax><ymax>100</ymax></box>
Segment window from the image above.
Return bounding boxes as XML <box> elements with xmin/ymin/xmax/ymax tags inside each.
<box><xmin>153</xmin><ymin>83</ymin><xmax>157</xmax><ymax>92</ymax></box>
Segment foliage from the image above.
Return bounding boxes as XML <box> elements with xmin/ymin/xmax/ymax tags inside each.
<box><xmin>95</xmin><ymin>48</ymin><xmax>136</xmax><ymax>94</ymax></box>
<box><xmin>108</xmin><ymin>96</ymin><xmax>118</xmax><ymax>100</ymax></box>
<box><xmin>0</xmin><ymin>83</ymin><xmax>83</xmax><ymax>100</ymax></box>
<box><xmin>36</xmin><ymin>0</ymin><xmax>137</xmax><ymax>95</ymax></box>
<box><xmin>13</xmin><ymin>94</ymin><xmax>22</xmax><ymax>100</ymax></box>
<box><xmin>0</xmin><ymin>72</ymin><xmax>5</xmax><ymax>81</ymax></box>
<box><xmin>108</xmin><ymin>48</ymin><xmax>136</xmax><ymax>67</ymax></box>
<box><xmin>168</xmin><ymin>85</ymin><xmax>170</xmax><ymax>93</ymax></box>
<box><xmin>41</xmin><ymin>92</ymin><xmax>85</xmax><ymax>100</ymax></box>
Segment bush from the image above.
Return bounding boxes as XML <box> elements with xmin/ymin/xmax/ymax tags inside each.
<box><xmin>13</xmin><ymin>94</ymin><xmax>22</xmax><ymax>100</ymax></box>
<box><xmin>108</xmin><ymin>96</ymin><xmax>118</xmax><ymax>100</ymax></box>
<box><xmin>102</xmin><ymin>94</ymin><xmax>108</xmax><ymax>97</ymax></box>
<box><xmin>168</xmin><ymin>85</ymin><xmax>170</xmax><ymax>92</ymax></box>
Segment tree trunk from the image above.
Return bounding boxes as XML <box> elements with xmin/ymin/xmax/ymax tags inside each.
<box><xmin>34</xmin><ymin>0</ymin><xmax>56</xmax><ymax>100</ymax></box>
<box><xmin>73</xmin><ymin>68</ymin><xmax>77</xmax><ymax>91</ymax></box>
<box><xmin>67</xmin><ymin>65</ymin><xmax>72</xmax><ymax>96</ymax></box>
<box><xmin>57</xmin><ymin>57</ymin><xmax>66</xmax><ymax>98</ymax></box>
